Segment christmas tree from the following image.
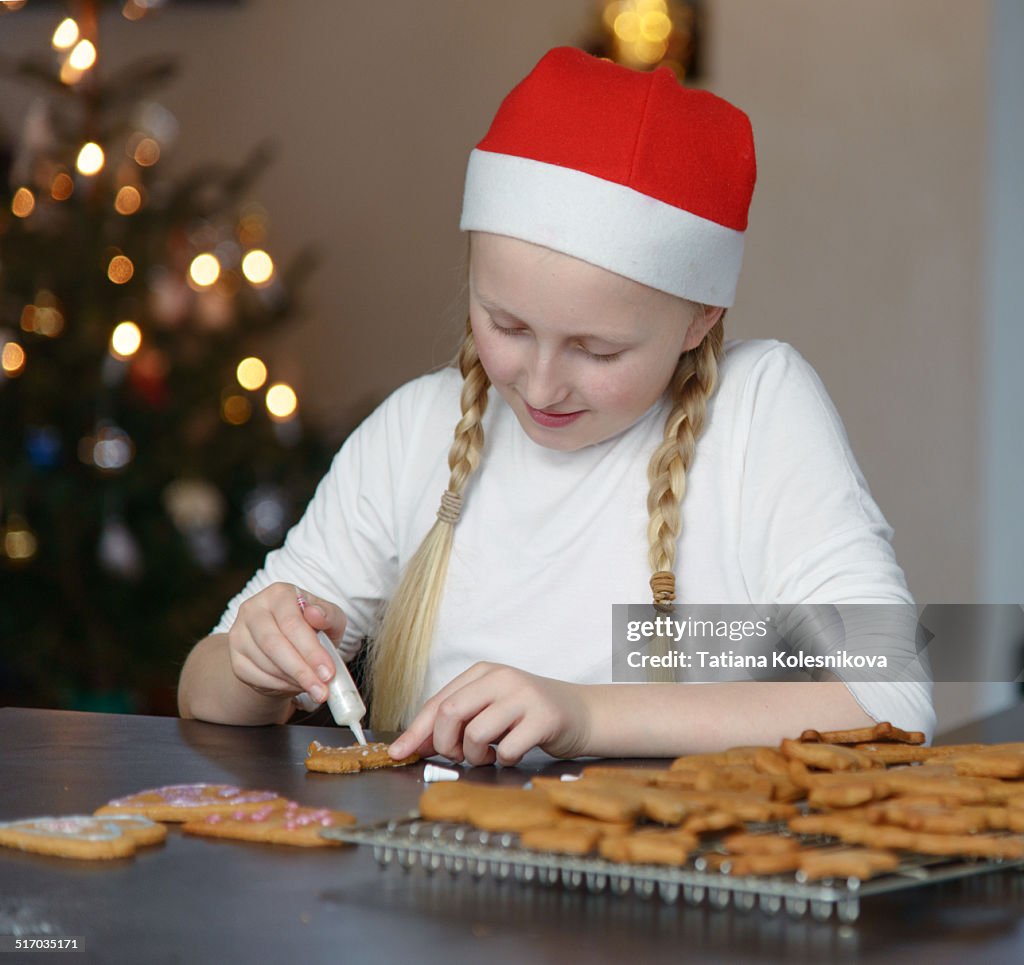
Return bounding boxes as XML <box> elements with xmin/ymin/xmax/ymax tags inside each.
<box><xmin>0</xmin><ymin>1</ymin><xmax>332</xmax><ymax>713</ymax></box>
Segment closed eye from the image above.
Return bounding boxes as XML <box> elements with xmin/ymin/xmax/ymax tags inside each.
<box><xmin>487</xmin><ymin>317</ymin><xmax>527</xmax><ymax>337</ymax></box>
<box><xmin>579</xmin><ymin>345</ymin><xmax>623</xmax><ymax>363</ymax></box>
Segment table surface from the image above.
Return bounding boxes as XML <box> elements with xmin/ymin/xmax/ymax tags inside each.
<box><xmin>1</xmin><ymin>704</ymin><xmax>1023</xmax><ymax>965</ymax></box>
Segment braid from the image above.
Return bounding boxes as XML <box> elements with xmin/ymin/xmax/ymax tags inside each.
<box><xmin>367</xmin><ymin>320</ymin><xmax>490</xmax><ymax>729</ymax></box>
<box><xmin>646</xmin><ymin>317</ymin><xmax>725</xmax><ymax>609</ymax></box>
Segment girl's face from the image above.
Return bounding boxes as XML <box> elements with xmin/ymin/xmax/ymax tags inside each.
<box><xmin>468</xmin><ymin>232</ymin><xmax>715</xmax><ymax>452</ymax></box>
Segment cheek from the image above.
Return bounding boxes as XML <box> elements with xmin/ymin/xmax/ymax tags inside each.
<box><xmin>589</xmin><ymin>356</ymin><xmax>676</xmax><ymax>412</ymax></box>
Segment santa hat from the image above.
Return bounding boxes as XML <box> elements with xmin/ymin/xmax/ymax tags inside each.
<box><xmin>460</xmin><ymin>47</ymin><xmax>756</xmax><ymax>307</ymax></box>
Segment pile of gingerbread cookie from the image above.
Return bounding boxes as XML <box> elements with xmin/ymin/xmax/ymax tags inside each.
<box><xmin>418</xmin><ymin>723</ymin><xmax>1024</xmax><ymax>882</ymax></box>
<box><xmin>0</xmin><ymin>741</ymin><xmax>419</xmax><ymax>861</ymax></box>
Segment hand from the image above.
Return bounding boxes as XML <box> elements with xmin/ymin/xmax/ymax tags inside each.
<box><xmin>389</xmin><ymin>662</ymin><xmax>591</xmax><ymax>766</ymax></box>
<box><xmin>226</xmin><ymin>582</ymin><xmax>348</xmax><ymax>706</ymax></box>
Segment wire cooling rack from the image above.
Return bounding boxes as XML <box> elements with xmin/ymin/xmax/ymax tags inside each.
<box><xmin>322</xmin><ymin>817</ymin><xmax>1024</xmax><ymax>923</ymax></box>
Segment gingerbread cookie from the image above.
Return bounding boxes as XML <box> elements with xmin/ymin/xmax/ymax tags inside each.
<box><xmin>96</xmin><ymin>784</ymin><xmax>287</xmax><ymax>822</ymax></box>
<box><xmin>799</xmin><ymin>722</ymin><xmax>925</xmax><ymax>746</ymax></box>
<box><xmin>465</xmin><ymin>789</ymin><xmax>562</xmax><ymax>833</ymax></box>
<box><xmin>183</xmin><ymin>801</ymin><xmax>357</xmax><ymax>847</ymax></box>
<box><xmin>599</xmin><ymin>828</ymin><xmax>697</xmax><ymax>866</ymax></box>
<box><xmin>304</xmin><ymin>740</ymin><xmax>420</xmax><ymax>774</ymax></box>
<box><xmin>798</xmin><ymin>847</ymin><xmax>900</xmax><ymax>881</ymax></box>
<box><xmin>0</xmin><ymin>814</ymin><xmax>166</xmax><ymax>860</ymax></box>
<box><xmin>519</xmin><ymin>825</ymin><xmax>601</xmax><ymax>856</ymax></box>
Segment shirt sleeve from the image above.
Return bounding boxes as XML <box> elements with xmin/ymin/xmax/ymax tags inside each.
<box><xmin>209</xmin><ymin>374</ymin><xmax>443</xmax><ymax>658</ymax></box>
<box><xmin>734</xmin><ymin>342</ymin><xmax>935</xmax><ymax>740</ymax></box>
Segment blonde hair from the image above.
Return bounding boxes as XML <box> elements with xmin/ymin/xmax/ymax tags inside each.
<box><xmin>367</xmin><ymin>312</ymin><xmax>725</xmax><ymax>729</ymax></box>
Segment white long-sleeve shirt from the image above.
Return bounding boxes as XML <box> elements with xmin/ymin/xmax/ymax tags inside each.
<box><xmin>213</xmin><ymin>339</ymin><xmax>935</xmax><ymax>739</ymax></box>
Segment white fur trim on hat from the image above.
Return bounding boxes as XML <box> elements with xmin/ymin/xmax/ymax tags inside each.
<box><xmin>460</xmin><ymin>149</ymin><xmax>745</xmax><ymax>307</ymax></box>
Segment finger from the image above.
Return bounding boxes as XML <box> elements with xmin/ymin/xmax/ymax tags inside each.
<box><xmin>431</xmin><ymin>679</ymin><xmax>509</xmax><ymax>762</ymax></box>
<box><xmin>295</xmin><ymin>586</ymin><xmax>348</xmax><ymax>644</ymax></box>
<box><xmin>388</xmin><ymin>663</ymin><xmax>498</xmax><ymax>760</ymax></box>
<box><xmin>462</xmin><ymin>703</ymin><xmax>519</xmax><ymax>766</ymax></box>
<box><xmin>231</xmin><ymin>650</ymin><xmax>298</xmax><ymax>696</ymax></box>
<box><xmin>239</xmin><ymin>607</ymin><xmax>331</xmax><ymax>703</ymax></box>
<box><xmin>271</xmin><ymin>594</ymin><xmax>338</xmax><ymax>687</ymax></box>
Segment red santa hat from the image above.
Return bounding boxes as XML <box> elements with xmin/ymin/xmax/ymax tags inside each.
<box><xmin>460</xmin><ymin>47</ymin><xmax>756</xmax><ymax>307</ymax></box>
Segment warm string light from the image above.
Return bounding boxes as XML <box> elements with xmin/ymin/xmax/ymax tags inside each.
<box><xmin>110</xmin><ymin>321</ymin><xmax>142</xmax><ymax>359</ymax></box>
<box><xmin>189</xmin><ymin>253</ymin><xmax>221</xmax><ymax>289</ymax></box>
<box><xmin>76</xmin><ymin>142</ymin><xmax>105</xmax><ymax>176</ymax></box>
<box><xmin>236</xmin><ymin>357</ymin><xmax>267</xmax><ymax>391</ymax></box>
<box><xmin>2</xmin><ymin>515</ymin><xmax>38</xmax><ymax>562</ymax></box>
<box><xmin>107</xmin><ymin>254</ymin><xmax>135</xmax><ymax>285</ymax></box>
<box><xmin>265</xmin><ymin>383</ymin><xmax>297</xmax><ymax>421</ymax></box>
<box><xmin>114</xmin><ymin>185</ymin><xmax>142</xmax><ymax>215</ymax></box>
<box><xmin>241</xmin><ymin>249</ymin><xmax>274</xmax><ymax>286</ymax></box>
<box><xmin>51</xmin><ymin>172</ymin><xmax>74</xmax><ymax>201</ymax></box>
<box><xmin>11</xmin><ymin>187</ymin><xmax>35</xmax><ymax>218</ymax></box>
<box><xmin>2</xmin><ymin>340</ymin><xmax>26</xmax><ymax>376</ymax></box>
<box><xmin>52</xmin><ymin>18</ymin><xmax>80</xmax><ymax>50</ymax></box>
<box><xmin>20</xmin><ymin>292</ymin><xmax>65</xmax><ymax>337</ymax></box>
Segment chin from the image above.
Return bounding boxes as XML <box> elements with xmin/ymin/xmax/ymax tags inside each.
<box><xmin>514</xmin><ymin>417</ymin><xmax>596</xmax><ymax>452</ymax></box>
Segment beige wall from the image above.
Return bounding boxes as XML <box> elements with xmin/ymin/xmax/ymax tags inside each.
<box><xmin>1</xmin><ymin>2</ymin><xmax>996</xmax><ymax>723</ymax></box>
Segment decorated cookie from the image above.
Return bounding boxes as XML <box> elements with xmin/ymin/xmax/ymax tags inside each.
<box><xmin>95</xmin><ymin>783</ymin><xmax>288</xmax><ymax>822</ymax></box>
<box><xmin>183</xmin><ymin>800</ymin><xmax>357</xmax><ymax>847</ymax></box>
<box><xmin>0</xmin><ymin>814</ymin><xmax>167</xmax><ymax>860</ymax></box>
<box><xmin>304</xmin><ymin>740</ymin><xmax>419</xmax><ymax>774</ymax></box>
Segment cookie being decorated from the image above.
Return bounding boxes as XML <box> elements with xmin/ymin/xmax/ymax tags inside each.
<box><xmin>95</xmin><ymin>783</ymin><xmax>288</xmax><ymax>822</ymax></box>
<box><xmin>304</xmin><ymin>740</ymin><xmax>419</xmax><ymax>774</ymax></box>
<box><xmin>0</xmin><ymin>814</ymin><xmax>167</xmax><ymax>860</ymax></box>
<box><xmin>183</xmin><ymin>800</ymin><xmax>357</xmax><ymax>847</ymax></box>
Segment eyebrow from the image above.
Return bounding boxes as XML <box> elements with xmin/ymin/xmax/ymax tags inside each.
<box><xmin>479</xmin><ymin>299</ymin><xmax>635</xmax><ymax>346</ymax></box>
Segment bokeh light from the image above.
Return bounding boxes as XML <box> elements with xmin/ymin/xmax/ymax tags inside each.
<box><xmin>189</xmin><ymin>253</ymin><xmax>221</xmax><ymax>289</ymax></box>
<box><xmin>2</xmin><ymin>341</ymin><xmax>27</xmax><ymax>376</ymax></box>
<box><xmin>52</xmin><ymin>18</ymin><xmax>80</xmax><ymax>49</ymax></box>
<box><xmin>236</xmin><ymin>356</ymin><xmax>267</xmax><ymax>391</ymax></box>
<box><xmin>68</xmin><ymin>39</ymin><xmax>97</xmax><ymax>71</ymax></box>
<box><xmin>241</xmin><ymin>249</ymin><xmax>274</xmax><ymax>286</ymax></box>
<box><xmin>76</xmin><ymin>142</ymin><xmax>105</xmax><ymax>176</ymax></box>
<box><xmin>221</xmin><ymin>393</ymin><xmax>252</xmax><ymax>425</ymax></box>
<box><xmin>132</xmin><ymin>137</ymin><xmax>161</xmax><ymax>167</ymax></box>
<box><xmin>110</xmin><ymin>321</ymin><xmax>142</xmax><ymax>359</ymax></box>
<box><xmin>51</xmin><ymin>172</ymin><xmax>74</xmax><ymax>201</ymax></box>
<box><xmin>11</xmin><ymin>187</ymin><xmax>35</xmax><ymax>218</ymax></box>
<box><xmin>114</xmin><ymin>185</ymin><xmax>142</xmax><ymax>215</ymax></box>
<box><xmin>265</xmin><ymin>382</ymin><xmax>297</xmax><ymax>421</ymax></box>
<box><xmin>107</xmin><ymin>254</ymin><xmax>135</xmax><ymax>285</ymax></box>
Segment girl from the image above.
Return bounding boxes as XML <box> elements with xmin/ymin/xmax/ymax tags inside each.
<box><xmin>178</xmin><ymin>47</ymin><xmax>934</xmax><ymax>762</ymax></box>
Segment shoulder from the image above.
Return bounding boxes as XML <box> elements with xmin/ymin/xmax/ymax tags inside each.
<box><xmin>717</xmin><ymin>338</ymin><xmax>834</xmax><ymax>413</ymax></box>
<box><xmin>352</xmin><ymin>367</ymin><xmax>462</xmax><ymax>442</ymax></box>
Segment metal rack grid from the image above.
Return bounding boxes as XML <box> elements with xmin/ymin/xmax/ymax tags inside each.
<box><xmin>322</xmin><ymin>816</ymin><xmax>1024</xmax><ymax>923</ymax></box>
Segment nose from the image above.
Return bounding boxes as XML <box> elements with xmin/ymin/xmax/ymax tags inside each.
<box><xmin>521</xmin><ymin>350</ymin><xmax>571</xmax><ymax>410</ymax></box>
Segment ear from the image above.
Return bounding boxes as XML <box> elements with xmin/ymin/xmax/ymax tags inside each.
<box><xmin>681</xmin><ymin>305</ymin><xmax>725</xmax><ymax>353</ymax></box>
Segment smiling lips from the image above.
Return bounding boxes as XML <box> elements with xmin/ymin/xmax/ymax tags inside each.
<box><xmin>524</xmin><ymin>401</ymin><xmax>586</xmax><ymax>428</ymax></box>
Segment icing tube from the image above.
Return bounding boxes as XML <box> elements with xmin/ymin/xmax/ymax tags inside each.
<box><xmin>317</xmin><ymin>631</ymin><xmax>368</xmax><ymax>744</ymax></box>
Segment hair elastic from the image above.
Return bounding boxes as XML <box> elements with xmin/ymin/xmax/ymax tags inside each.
<box><xmin>650</xmin><ymin>570</ymin><xmax>676</xmax><ymax>610</ymax></box>
<box><xmin>436</xmin><ymin>490</ymin><xmax>462</xmax><ymax>525</ymax></box>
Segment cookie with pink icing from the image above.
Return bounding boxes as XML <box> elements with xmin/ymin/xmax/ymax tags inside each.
<box><xmin>0</xmin><ymin>814</ymin><xmax>167</xmax><ymax>860</ymax></box>
<box><xmin>95</xmin><ymin>783</ymin><xmax>288</xmax><ymax>822</ymax></box>
<box><xmin>182</xmin><ymin>800</ymin><xmax>357</xmax><ymax>847</ymax></box>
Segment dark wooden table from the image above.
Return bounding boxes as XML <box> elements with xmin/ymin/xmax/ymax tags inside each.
<box><xmin>1</xmin><ymin>704</ymin><xmax>1023</xmax><ymax>964</ymax></box>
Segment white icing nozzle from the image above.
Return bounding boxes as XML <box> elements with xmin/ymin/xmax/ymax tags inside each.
<box><xmin>423</xmin><ymin>764</ymin><xmax>460</xmax><ymax>783</ymax></box>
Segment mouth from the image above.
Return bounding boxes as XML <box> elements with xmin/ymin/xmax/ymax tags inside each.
<box><xmin>523</xmin><ymin>401</ymin><xmax>586</xmax><ymax>429</ymax></box>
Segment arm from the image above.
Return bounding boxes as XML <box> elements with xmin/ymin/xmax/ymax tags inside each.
<box><xmin>178</xmin><ymin>633</ymin><xmax>294</xmax><ymax>726</ymax></box>
<box><xmin>575</xmin><ymin>680</ymin><xmax>873</xmax><ymax>757</ymax></box>
<box><xmin>177</xmin><ymin>584</ymin><xmax>348</xmax><ymax>726</ymax></box>
<box><xmin>389</xmin><ymin>665</ymin><xmax>875</xmax><ymax>765</ymax></box>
